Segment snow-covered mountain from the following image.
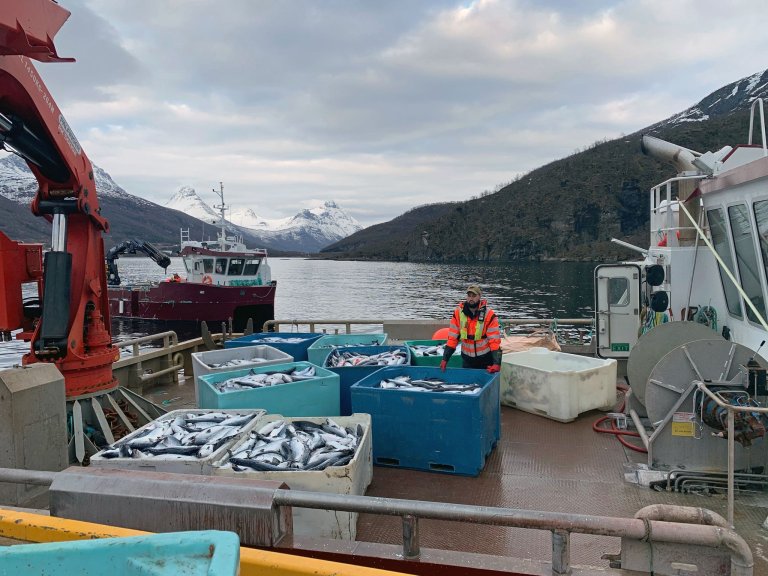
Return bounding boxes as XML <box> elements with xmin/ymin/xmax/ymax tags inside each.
<box><xmin>0</xmin><ymin>152</ymin><xmax>155</xmax><ymax>208</ymax></box>
<box><xmin>165</xmin><ymin>188</ymin><xmax>363</xmax><ymax>252</ymax></box>
<box><xmin>164</xmin><ymin>186</ymin><xmax>223</xmax><ymax>224</ymax></box>
<box><xmin>654</xmin><ymin>69</ymin><xmax>768</xmax><ymax>130</ymax></box>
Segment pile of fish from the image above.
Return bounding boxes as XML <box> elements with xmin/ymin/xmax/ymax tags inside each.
<box><xmin>205</xmin><ymin>357</ymin><xmax>270</xmax><ymax>369</ymax></box>
<box><xmin>256</xmin><ymin>336</ymin><xmax>312</xmax><ymax>344</ymax></box>
<box><xmin>98</xmin><ymin>411</ymin><xmax>260</xmax><ymax>460</ymax></box>
<box><xmin>410</xmin><ymin>343</ymin><xmax>461</xmax><ymax>357</ymax></box>
<box><xmin>221</xmin><ymin>418</ymin><xmax>364</xmax><ymax>472</ymax></box>
<box><xmin>213</xmin><ymin>365</ymin><xmax>317</xmax><ymax>392</ymax></box>
<box><xmin>378</xmin><ymin>375</ymin><xmax>481</xmax><ymax>394</ymax></box>
<box><xmin>326</xmin><ymin>348</ymin><xmax>408</xmax><ymax>368</ymax></box>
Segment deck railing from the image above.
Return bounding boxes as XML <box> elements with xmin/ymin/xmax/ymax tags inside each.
<box><xmin>0</xmin><ymin>468</ymin><xmax>754</xmax><ymax>576</ymax></box>
<box><xmin>262</xmin><ymin>318</ymin><xmax>594</xmax><ymax>334</ymax></box>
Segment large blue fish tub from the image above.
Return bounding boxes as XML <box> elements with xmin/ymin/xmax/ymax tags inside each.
<box><xmin>198</xmin><ymin>361</ymin><xmax>340</xmax><ymax>416</ymax></box>
<box><xmin>0</xmin><ymin>530</ymin><xmax>240</xmax><ymax>576</ymax></box>
<box><xmin>306</xmin><ymin>333</ymin><xmax>389</xmax><ymax>366</ymax></box>
<box><xmin>351</xmin><ymin>365</ymin><xmax>500</xmax><ymax>476</ymax></box>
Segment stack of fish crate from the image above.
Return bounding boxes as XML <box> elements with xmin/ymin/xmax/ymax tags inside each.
<box><xmin>212</xmin><ymin>413</ymin><xmax>373</xmax><ymax>540</ymax></box>
<box><xmin>224</xmin><ymin>332</ymin><xmax>324</xmax><ymax>361</ymax></box>
<box><xmin>323</xmin><ymin>345</ymin><xmax>410</xmax><ymax>416</ymax></box>
<box><xmin>351</xmin><ymin>366</ymin><xmax>500</xmax><ymax>476</ymax></box>
<box><xmin>306</xmin><ymin>333</ymin><xmax>388</xmax><ymax>366</ymax></box>
<box><xmin>191</xmin><ymin>345</ymin><xmax>293</xmax><ymax>406</ymax></box>
<box><xmin>197</xmin><ymin>361</ymin><xmax>340</xmax><ymax>416</ymax></box>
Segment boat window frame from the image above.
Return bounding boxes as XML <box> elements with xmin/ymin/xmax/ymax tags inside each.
<box><xmin>243</xmin><ymin>258</ymin><xmax>261</xmax><ymax>276</ymax></box>
<box><xmin>752</xmin><ymin>197</ymin><xmax>768</xmax><ymax>322</ymax></box>
<box><xmin>215</xmin><ymin>258</ymin><xmax>227</xmax><ymax>274</ymax></box>
<box><xmin>727</xmin><ymin>202</ymin><xmax>767</xmax><ymax>325</ymax></box>
<box><xmin>202</xmin><ymin>259</ymin><xmax>214</xmax><ymax>274</ymax></box>
<box><xmin>227</xmin><ymin>258</ymin><xmax>245</xmax><ymax>276</ymax></box>
<box><xmin>607</xmin><ymin>277</ymin><xmax>630</xmax><ymax>307</ymax></box>
<box><xmin>706</xmin><ymin>206</ymin><xmax>743</xmax><ymax>318</ymax></box>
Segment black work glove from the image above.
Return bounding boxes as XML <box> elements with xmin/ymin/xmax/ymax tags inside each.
<box><xmin>442</xmin><ymin>345</ymin><xmax>456</xmax><ymax>361</ymax></box>
<box><xmin>492</xmin><ymin>349</ymin><xmax>501</xmax><ymax>365</ymax></box>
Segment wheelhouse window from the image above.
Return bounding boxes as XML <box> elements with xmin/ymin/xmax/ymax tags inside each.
<box><xmin>243</xmin><ymin>258</ymin><xmax>261</xmax><ymax>275</ymax></box>
<box><xmin>707</xmin><ymin>208</ymin><xmax>742</xmax><ymax>317</ymax></box>
<box><xmin>215</xmin><ymin>258</ymin><xmax>227</xmax><ymax>274</ymax></box>
<box><xmin>202</xmin><ymin>259</ymin><xmax>214</xmax><ymax>273</ymax></box>
<box><xmin>754</xmin><ymin>200</ymin><xmax>768</xmax><ymax>307</ymax></box>
<box><xmin>228</xmin><ymin>258</ymin><xmax>245</xmax><ymax>275</ymax></box>
<box><xmin>729</xmin><ymin>204</ymin><xmax>767</xmax><ymax>323</ymax></box>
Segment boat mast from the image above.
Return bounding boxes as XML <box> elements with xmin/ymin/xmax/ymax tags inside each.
<box><xmin>212</xmin><ymin>181</ymin><xmax>228</xmax><ymax>248</ymax></box>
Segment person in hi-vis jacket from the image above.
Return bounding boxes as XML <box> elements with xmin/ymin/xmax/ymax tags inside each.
<box><xmin>440</xmin><ymin>284</ymin><xmax>501</xmax><ymax>373</ymax></box>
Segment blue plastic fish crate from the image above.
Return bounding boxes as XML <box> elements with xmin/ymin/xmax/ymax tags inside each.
<box><xmin>351</xmin><ymin>366</ymin><xmax>500</xmax><ymax>476</ymax></box>
<box><xmin>224</xmin><ymin>332</ymin><xmax>324</xmax><ymax>361</ymax></box>
<box><xmin>306</xmin><ymin>333</ymin><xmax>389</xmax><ymax>366</ymax></box>
<box><xmin>0</xmin><ymin>530</ymin><xmax>240</xmax><ymax>576</ymax></box>
<box><xmin>324</xmin><ymin>345</ymin><xmax>411</xmax><ymax>416</ymax></box>
<box><xmin>405</xmin><ymin>339</ymin><xmax>462</xmax><ymax>368</ymax></box>
<box><xmin>198</xmin><ymin>361</ymin><xmax>340</xmax><ymax>416</ymax></box>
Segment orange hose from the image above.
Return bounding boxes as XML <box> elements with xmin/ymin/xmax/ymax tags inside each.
<box><xmin>593</xmin><ymin>384</ymin><xmax>648</xmax><ymax>453</ymax></box>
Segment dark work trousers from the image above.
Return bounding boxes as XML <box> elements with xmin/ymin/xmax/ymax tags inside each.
<box><xmin>461</xmin><ymin>352</ymin><xmax>493</xmax><ymax>369</ymax></box>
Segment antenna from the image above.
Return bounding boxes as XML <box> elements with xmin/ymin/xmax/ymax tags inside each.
<box><xmin>212</xmin><ymin>181</ymin><xmax>227</xmax><ymax>245</ymax></box>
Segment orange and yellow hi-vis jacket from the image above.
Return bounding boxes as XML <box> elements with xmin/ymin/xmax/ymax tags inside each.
<box><xmin>446</xmin><ymin>300</ymin><xmax>501</xmax><ymax>358</ymax></box>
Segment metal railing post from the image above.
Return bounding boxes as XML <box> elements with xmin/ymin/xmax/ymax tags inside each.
<box><xmin>728</xmin><ymin>409</ymin><xmax>735</xmax><ymax>527</ymax></box>
<box><xmin>552</xmin><ymin>529</ymin><xmax>570</xmax><ymax>574</ymax></box>
<box><xmin>402</xmin><ymin>514</ymin><xmax>419</xmax><ymax>559</ymax></box>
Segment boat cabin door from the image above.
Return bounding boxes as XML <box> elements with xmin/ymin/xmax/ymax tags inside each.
<box><xmin>595</xmin><ymin>264</ymin><xmax>641</xmax><ymax>358</ymax></box>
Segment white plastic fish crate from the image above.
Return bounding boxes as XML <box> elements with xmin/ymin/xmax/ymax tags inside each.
<box><xmin>500</xmin><ymin>347</ymin><xmax>617</xmax><ymax>422</ymax></box>
<box><xmin>191</xmin><ymin>345</ymin><xmax>294</xmax><ymax>406</ymax></box>
<box><xmin>90</xmin><ymin>409</ymin><xmax>266</xmax><ymax>476</ymax></box>
<box><xmin>212</xmin><ymin>413</ymin><xmax>372</xmax><ymax>540</ymax></box>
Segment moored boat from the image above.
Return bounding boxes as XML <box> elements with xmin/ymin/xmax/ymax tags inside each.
<box><xmin>107</xmin><ymin>183</ymin><xmax>276</xmax><ymax>332</ymax></box>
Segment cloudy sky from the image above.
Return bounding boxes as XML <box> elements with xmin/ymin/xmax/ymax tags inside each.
<box><xmin>32</xmin><ymin>0</ymin><xmax>768</xmax><ymax>226</ymax></box>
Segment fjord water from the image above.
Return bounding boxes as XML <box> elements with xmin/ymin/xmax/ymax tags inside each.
<box><xmin>0</xmin><ymin>258</ymin><xmax>597</xmax><ymax>367</ymax></box>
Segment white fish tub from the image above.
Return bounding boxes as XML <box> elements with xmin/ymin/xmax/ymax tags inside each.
<box><xmin>90</xmin><ymin>409</ymin><xmax>266</xmax><ymax>476</ymax></box>
<box><xmin>212</xmin><ymin>413</ymin><xmax>372</xmax><ymax>540</ymax></box>
<box><xmin>500</xmin><ymin>348</ymin><xmax>617</xmax><ymax>423</ymax></box>
<box><xmin>191</xmin><ymin>345</ymin><xmax>294</xmax><ymax>405</ymax></box>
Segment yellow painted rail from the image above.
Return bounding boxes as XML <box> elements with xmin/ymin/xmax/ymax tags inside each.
<box><xmin>0</xmin><ymin>509</ymin><xmax>409</xmax><ymax>576</ymax></box>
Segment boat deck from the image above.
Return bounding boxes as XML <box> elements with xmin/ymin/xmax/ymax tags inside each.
<box><xmin>142</xmin><ymin>374</ymin><xmax>768</xmax><ymax>573</ymax></box>
<box><xmin>360</xmin><ymin>404</ymin><xmax>768</xmax><ymax>571</ymax></box>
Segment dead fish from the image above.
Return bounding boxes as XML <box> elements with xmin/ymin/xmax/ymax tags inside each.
<box><xmin>222</xmin><ymin>418</ymin><xmax>363</xmax><ymax>472</ymax></box>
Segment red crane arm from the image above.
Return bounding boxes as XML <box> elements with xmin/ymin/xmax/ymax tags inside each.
<box><xmin>0</xmin><ymin>0</ymin><xmax>117</xmax><ymax>397</ymax></box>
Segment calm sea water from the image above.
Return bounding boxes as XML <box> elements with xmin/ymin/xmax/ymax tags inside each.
<box><xmin>0</xmin><ymin>258</ymin><xmax>597</xmax><ymax>367</ymax></box>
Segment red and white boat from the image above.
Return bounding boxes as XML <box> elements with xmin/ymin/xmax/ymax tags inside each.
<box><xmin>108</xmin><ymin>184</ymin><xmax>276</xmax><ymax>332</ymax></box>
